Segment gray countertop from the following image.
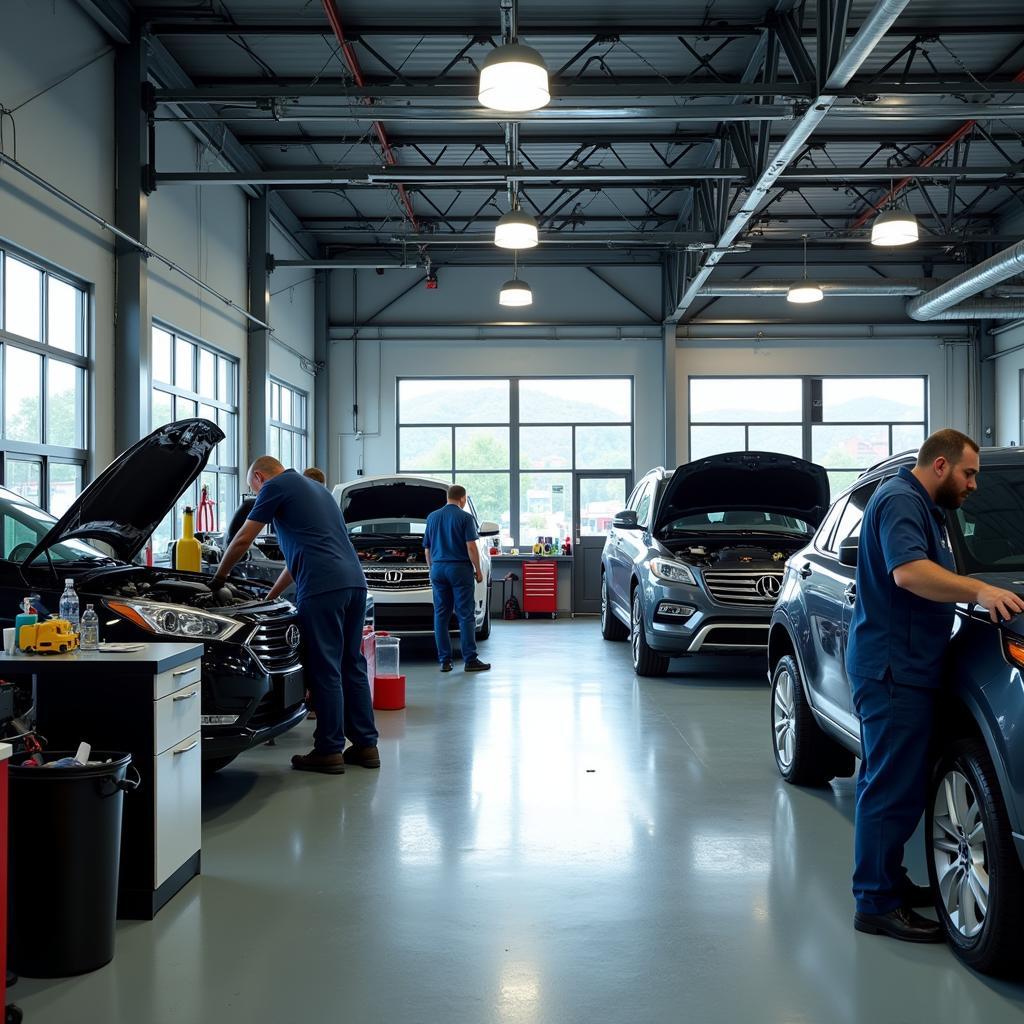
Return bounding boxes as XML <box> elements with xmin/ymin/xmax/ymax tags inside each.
<box><xmin>0</xmin><ymin>642</ymin><xmax>204</xmax><ymax>675</ymax></box>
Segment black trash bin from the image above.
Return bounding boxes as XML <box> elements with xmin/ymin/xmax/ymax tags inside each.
<box><xmin>8</xmin><ymin>751</ymin><xmax>138</xmax><ymax>977</ymax></box>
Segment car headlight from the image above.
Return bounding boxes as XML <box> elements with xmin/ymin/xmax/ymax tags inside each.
<box><xmin>647</xmin><ymin>558</ymin><xmax>697</xmax><ymax>586</ymax></box>
<box><xmin>106</xmin><ymin>600</ymin><xmax>241</xmax><ymax>641</ymax></box>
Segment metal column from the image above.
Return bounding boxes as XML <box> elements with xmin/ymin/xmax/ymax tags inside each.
<box><xmin>114</xmin><ymin>28</ymin><xmax>150</xmax><ymax>451</ymax></box>
<box><xmin>663</xmin><ymin>325</ymin><xmax>678</xmax><ymax>467</ymax></box>
<box><xmin>314</xmin><ymin>269</ymin><xmax>330</xmax><ymax>472</ymax></box>
<box><xmin>247</xmin><ymin>190</ymin><xmax>270</xmax><ymax>467</ymax></box>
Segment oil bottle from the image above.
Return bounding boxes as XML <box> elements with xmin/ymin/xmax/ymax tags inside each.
<box><xmin>173</xmin><ymin>506</ymin><xmax>202</xmax><ymax>572</ymax></box>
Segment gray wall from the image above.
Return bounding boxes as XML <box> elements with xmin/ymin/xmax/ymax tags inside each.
<box><xmin>991</xmin><ymin>209</ymin><xmax>1024</xmax><ymax>447</ymax></box>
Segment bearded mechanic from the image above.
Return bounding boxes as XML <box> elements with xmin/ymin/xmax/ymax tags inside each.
<box><xmin>846</xmin><ymin>428</ymin><xmax>1024</xmax><ymax>942</ymax></box>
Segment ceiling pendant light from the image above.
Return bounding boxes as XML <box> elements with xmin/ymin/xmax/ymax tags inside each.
<box><xmin>787</xmin><ymin>234</ymin><xmax>823</xmax><ymax>304</ymax></box>
<box><xmin>479</xmin><ymin>42</ymin><xmax>550</xmax><ymax>112</ymax></box>
<box><xmin>499</xmin><ymin>251</ymin><xmax>533</xmax><ymax>306</ymax></box>
<box><xmin>494</xmin><ymin>209</ymin><xmax>539</xmax><ymax>249</ymax></box>
<box><xmin>871</xmin><ymin>206</ymin><xmax>919</xmax><ymax>247</ymax></box>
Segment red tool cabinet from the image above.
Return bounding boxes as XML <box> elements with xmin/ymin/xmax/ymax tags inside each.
<box><xmin>521</xmin><ymin>561</ymin><xmax>558</xmax><ymax>618</ymax></box>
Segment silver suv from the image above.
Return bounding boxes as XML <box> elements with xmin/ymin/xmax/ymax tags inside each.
<box><xmin>600</xmin><ymin>451</ymin><xmax>829</xmax><ymax>676</ymax></box>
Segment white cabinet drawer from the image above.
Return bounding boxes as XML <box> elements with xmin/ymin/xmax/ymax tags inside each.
<box><xmin>154</xmin><ymin>731</ymin><xmax>201</xmax><ymax>888</ymax></box>
<box><xmin>154</xmin><ymin>659</ymin><xmax>202</xmax><ymax>700</ymax></box>
<box><xmin>154</xmin><ymin>684</ymin><xmax>201</xmax><ymax>755</ymax></box>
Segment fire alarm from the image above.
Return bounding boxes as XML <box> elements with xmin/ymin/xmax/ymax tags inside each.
<box><xmin>425</xmin><ymin>271</ymin><xmax>438</xmax><ymax>290</ymax></box>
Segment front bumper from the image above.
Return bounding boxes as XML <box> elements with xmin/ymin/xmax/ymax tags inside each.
<box><xmin>371</xmin><ymin>586</ymin><xmax>485</xmax><ymax>636</ymax></box>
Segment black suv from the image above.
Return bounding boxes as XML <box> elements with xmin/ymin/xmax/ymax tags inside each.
<box><xmin>0</xmin><ymin>420</ymin><xmax>306</xmax><ymax>772</ymax></box>
<box><xmin>768</xmin><ymin>448</ymin><xmax>1024</xmax><ymax>975</ymax></box>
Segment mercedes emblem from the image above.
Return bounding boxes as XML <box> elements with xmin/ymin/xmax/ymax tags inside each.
<box><xmin>755</xmin><ymin>575</ymin><xmax>782</xmax><ymax>600</ymax></box>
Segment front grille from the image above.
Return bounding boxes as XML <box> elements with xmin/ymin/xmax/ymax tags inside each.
<box><xmin>362</xmin><ymin>567</ymin><xmax>431</xmax><ymax>592</ymax></box>
<box><xmin>697</xmin><ymin>625</ymin><xmax>770</xmax><ymax>649</ymax></box>
<box><xmin>246</xmin><ymin>612</ymin><xmax>302</xmax><ymax>673</ymax></box>
<box><xmin>702</xmin><ymin>570</ymin><xmax>783</xmax><ymax>606</ymax></box>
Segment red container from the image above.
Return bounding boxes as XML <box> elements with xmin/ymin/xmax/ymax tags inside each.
<box><xmin>373</xmin><ymin>675</ymin><xmax>406</xmax><ymax>710</ymax></box>
<box><xmin>522</xmin><ymin>560</ymin><xmax>558</xmax><ymax>618</ymax></box>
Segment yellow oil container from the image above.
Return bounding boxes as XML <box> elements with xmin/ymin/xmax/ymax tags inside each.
<box><xmin>173</xmin><ymin>506</ymin><xmax>203</xmax><ymax>572</ymax></box>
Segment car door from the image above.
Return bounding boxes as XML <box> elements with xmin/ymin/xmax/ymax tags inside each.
<box><xmin>608</xmin><ymin>479</ymin><xmax>649</xmax><ymax>607</ymax></box>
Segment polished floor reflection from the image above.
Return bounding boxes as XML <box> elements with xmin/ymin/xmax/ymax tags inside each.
<box><xmin>15</xmin><ymin>620</ymin><xmax>1024</xmax><ymax>1022</ymax></box>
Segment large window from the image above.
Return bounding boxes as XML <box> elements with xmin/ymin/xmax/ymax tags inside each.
<box><xmin>397</xmin><ymin>377</ymin><xmax>633</xmax><ymax>545</ymax></box>
<box><xmin>689</xmin><ymin>376</ymin><xmax>927</xmax><ymax>497</ymax></box>
<box><xmin>269</xmin><ymin>379</ymin><xmax>309</xmax><ymax>471</ymax></box>
<box><xmin>0</xmin><ymin>247</ymin><xmax>89</xmax><ymax>517</ymax></box>
<box><xmin>151</xmin><ymin>326</ymin><xmax>238</xmax><ymax>555</ymax></box>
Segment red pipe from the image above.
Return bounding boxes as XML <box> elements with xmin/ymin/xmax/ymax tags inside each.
<box><xmin>848</xmin><ymin>67</ymin><xmax>1024</xmax><ymax>231</ymax></box>
<box><xmin>322</xmin><ymin>0</ymin><xmax>420</xmax><ymax>230</ymax></box>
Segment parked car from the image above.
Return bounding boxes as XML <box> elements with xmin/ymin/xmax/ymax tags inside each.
<box><xmin>768</xmin><ymin>447</ymin><xmax>1024</xmax><ymax>975</ymax></box>
<box><xmin>601</xmin><ymin>452</ymin><xmax>829</xmax><ymax>676</ymax></box>
<box><xmin>332</xmin><ymin>475</ymin><xmax>499</xmax><ymax>639</ymax></box>
<box><xmin>0</xmin><ymin>419</ymin><xmax>306</xmax><ymax>774</ymax></box>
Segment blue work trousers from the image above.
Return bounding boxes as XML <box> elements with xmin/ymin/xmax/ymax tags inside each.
<box><xmin>430</xmin><ymin>561</ymin><xmax>477</xmax><ymax>664</ymax></box>
<box><xmin>850</xmin><ymin>671</ymin><xmax>938</xmax><ymax>915</ymax></box>
<box><xmin>296</xmin><ymin>586</ymin><xmax>378</xmax><ymax>755</ymax></box>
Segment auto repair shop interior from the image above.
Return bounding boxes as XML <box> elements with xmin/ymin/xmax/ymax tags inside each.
<box><xmin>2</xmin><ymin>0</ymin><xmax>1024</xmax><ymax>1021</ymax></box>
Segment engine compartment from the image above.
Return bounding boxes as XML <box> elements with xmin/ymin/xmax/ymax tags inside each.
<box><xmin>352</xmin><ymin>538</ymin><xmax>424</xmax><ymax>564</ymax></box>
<box><xmin>99</xmin><ymin>571</ymin><xmax>260</xmax><ymax>610</ymax></box>
<box><xmin>663</xmin><ymin>538</ymin><xmax>803</xmax><ymax>567</ymax></box>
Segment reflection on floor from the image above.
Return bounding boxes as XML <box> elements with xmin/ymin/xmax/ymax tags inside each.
<box><xmin>15</xmin><ymin>620</ymin><xmax>1024</xmax><ymax>1022</ymax></box>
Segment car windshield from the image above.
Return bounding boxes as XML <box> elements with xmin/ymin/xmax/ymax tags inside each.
<box><xmin>0</xmin><ymin>490</ymin><xmax>113</xmax><ymax>565</ymax></box>
<box><xmin>954</xmin><ymin>464</ymin><xmax>1024</xmax><ymax>571</ymax></box>
<box><xmin>663</xmin><ymin>511</ymin><xmax>814</xmax><ymax>535</ymax></box>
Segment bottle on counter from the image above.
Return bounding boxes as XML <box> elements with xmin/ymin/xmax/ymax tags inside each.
<box><xmin>59</xmin><ymin>578</ymin><xmax>80</xmax><ymax>631</ymax></box>
<box><xmin>80</xmin><ymin>604</ymin><xmax>99</xmax><ymax>651</ymax></box>
<box><xmin>15</xmin><ymin>596</ymin><xmax>38</xmax><ymax>651</ymax></box>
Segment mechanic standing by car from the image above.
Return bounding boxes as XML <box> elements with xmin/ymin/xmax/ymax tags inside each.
<box><xmin>424</xmin><ymin>484</ymin><xmax>491</xmax><ymax>674</ymax></box>
<box><xmin>846</xmin><ymin>429</ymin><xmax>1024</xmax><ymax>942</ymax></box>
<box><xmin>212</xmin><ymin>456</ymin><xmax>380</xmax><ymax>775</ymax></box>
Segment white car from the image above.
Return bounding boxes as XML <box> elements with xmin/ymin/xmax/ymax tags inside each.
<box><xmin>332</xmin><ymin>475</ymin><xmax>498</xmax><ymax>640</ymax></box>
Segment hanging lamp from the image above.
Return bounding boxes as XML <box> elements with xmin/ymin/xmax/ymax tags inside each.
<box><xmin>871</xmin><ymin>206</ymin><xmax>919</xmax><ymax>246</ymax></box>
<box><xmin>494</xmin><ymin>209</ymin><xmax>539</xmax><ymax>249</ymax></box>
<box><xmin>478</xmin><ymin>42</ymin><xmax>550</xmax><ymax>112</ymax></box>
<box><xmin>499</xmin><ymin>251</ymin><xmax>533</xmax><ymax>306</ymax></box>
<box><xmin>787</xmin><ymin>234</ymin><xmax>823</xmax><ymax>304</ymax></box>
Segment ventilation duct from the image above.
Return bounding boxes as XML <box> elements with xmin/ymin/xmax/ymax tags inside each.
<box><xmin>906</xmin><ymin>242</ymin><xmax>1024</xmax><ymax>321</ymax></box>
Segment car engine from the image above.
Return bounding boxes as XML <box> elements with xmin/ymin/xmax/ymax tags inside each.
<box><xmin>104</xmin><ymin>574</ymin><xmax>255</xmax><ymax>609</ymax></box>
<box><xmin>670</xmin><ymin>542</ymin><xmax>800</xmax><ymax>567</ymax></box>
<box><xmin>353</xmin><ymin>542</ymin><xmax>423</xmax><ymax>564</ymax></box>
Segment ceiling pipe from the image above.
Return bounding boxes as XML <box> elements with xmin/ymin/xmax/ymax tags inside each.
<box><xmin>696</xmin><ymin>280</ymin><xmax>939</xmax><ymax>297</ymax></box>
<box><xmin>907</xmin><ymin>241</ymin><xmax>1024</xmax><ymax>320</ymax></box>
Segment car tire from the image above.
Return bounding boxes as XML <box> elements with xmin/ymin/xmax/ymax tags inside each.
<box><xmin>631</xmin><ymin>589</ymin><xmax>669</xmax><ymax>677</ymax></box>
<box><xmin>601</xmin><ymin>572</ymin><xmax>628</xmax><ymax>641</ymax></box>
<box><xmin>476</xmin><ymin>588</ymin><xmax>491</xmax><ymax>642</ymax></box>
<box><xmin>202</xmin><ymin>755</ymin><xmax>238</xmax><ymax>776</ymax></box>
<box><xmin>926</xmin><ymin>738</ymin><xmax>1024</xmax><ymax>976</ymax></box>
<box><xmin>770</xmin><ymin>654</ymin><xmax>855</xmax><ymax>786</ymax></box>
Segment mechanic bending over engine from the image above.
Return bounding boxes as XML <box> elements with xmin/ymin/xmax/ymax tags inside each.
<box><xmin>846</xmin><ymin>429</ymin><xmax>1024</xmax><ymax>943</ymax></box>
<box><xmin>212</xmin><ymin>456</ymin><xmax>379</xmax><ymax>775</ymax></box>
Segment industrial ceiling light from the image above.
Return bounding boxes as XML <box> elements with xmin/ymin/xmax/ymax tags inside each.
<box><xmin>871</xmin><ymin>206</ymin><xmax>919</xmax><ymax>247</ymax></box>
<box><xmin>494</xmin><ymin>209</ymin><xmax>539</xmax><ymax>249</ymax></box>
<box><xmin>478</xmin><ymin>42</ymin><xmax>550</xmax><ymax>112</ymax></box>
<box><xmin>787</xmin><ymin>234</ymin><xmax>823</xmax><ymax>304</ymax></box>
<box><xmin>499</xmin><ymin>251</ymin><xmax>533</xmax><ymax>306</ymax></box>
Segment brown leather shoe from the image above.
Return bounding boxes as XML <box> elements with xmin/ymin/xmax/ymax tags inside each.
<box><xmin>343</xmin><ymin>745</ymin><xmax>381</xmax><ymax>769</ymax></box>
<box><xmin>291</xmin><ymin>750</ymin><xmax>345</xmax><ymax>774</ymax></box>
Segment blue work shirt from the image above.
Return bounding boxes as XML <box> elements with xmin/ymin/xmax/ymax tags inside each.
<box><xmin>846</xmin><ymin>466</ymin><xmax>957</xmax><ymax>688</ymax></box>
<box><xmin>423</xmin><ymin>503</ymin><xmax>479</xmax><ymax>564</ymax></box>
<box><xmin>247</xmin><ymin>469</ymin><xmax>366</xmax><ymax>603</ymax></box>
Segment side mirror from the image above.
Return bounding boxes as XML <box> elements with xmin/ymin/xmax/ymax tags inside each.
<box><xmin>839</xmin><ymin>537</ymin><xmax>859</xmax><ymax>568</ymax></box>
<box><xmin>479</xmin><ymin>521</ymin><xmax>500</xmax><ymax>537</ymax></box>
<box><xmin>612</xmin><ymin>510</ymin><xmax>641</xmax><ymax>530</ymax></box>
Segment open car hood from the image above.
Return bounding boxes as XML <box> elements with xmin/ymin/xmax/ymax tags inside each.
<box><xmin>25</xmin><ymin>418</ymin><xmax>224</xmax><ymax>565</ymax></box>
<box><xmin>337</xmin><ymin>476</ymin><xmax>448</xmax><ymax>525</ymax></box>
<box><xmin>654</xmin><ymin>451</ymin><xmax>830</xmax><ymax>533</ymax></box>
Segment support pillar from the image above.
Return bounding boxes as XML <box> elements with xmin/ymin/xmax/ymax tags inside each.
<box><xmin>314</xmin><ymin>270</ymin><xmax>330</xmax><ymax>472</ymax></box>
<box><xmin>247</xmin><ymin>190</ymin><xmax>270</xmax><ymax>467</ymax></box>
<box><xmin>114</xmin><ymin>28</ymin><xmax>150</xmax><ymax>452</ymax></box>
<box><xmin>663</xmin><ymin>324</ymin><xmax>678</xmax><ymax>467</ymax></box>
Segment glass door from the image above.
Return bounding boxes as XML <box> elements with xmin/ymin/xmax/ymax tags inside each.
<box><xmin>573</xmin><ymin>472</ymin><xmax>631</xmax><ymax>615</ymax></box>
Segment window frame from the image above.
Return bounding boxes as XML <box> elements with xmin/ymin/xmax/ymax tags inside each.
<box><xmin>269</xmin><ymin>377</ymin><xmax>310</xmax><ymax>471</ymax></box>
<box><xmin>0</xmin><ymin>243</ymin><xmax>91</xmax><ymax>514</ymax></box>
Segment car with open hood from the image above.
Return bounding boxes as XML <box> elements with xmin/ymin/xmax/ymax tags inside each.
<box><xmin>768</xmin><ymin>447</ymin><xmax>1024</xmax><ymax>976</ymax></box>
<box><xmin>0</xmin><ymin>419</ymin><xmax>306</xmax><ymax>773</ymax></box>
<box><xmin>332</xmin><ymin>475</ymin><xmax>499</xmax><ymax>639</ymax></box>
<box><xmin>600</xmin><ymin>451</ymin><xmax>829</xmax><ymax>676</ymax></box>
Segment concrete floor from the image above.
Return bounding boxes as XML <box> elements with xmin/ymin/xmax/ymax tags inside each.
<box><xmin>15</xmin><ymin>619</ymin><xmax>1024</xmax><ymax>1023</ymax></box>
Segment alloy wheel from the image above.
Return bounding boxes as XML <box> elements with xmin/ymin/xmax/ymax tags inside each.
<box><xmin>601</xmin><ymin>576</ymin><xmax>608</xmax><ymax>630</ymax></box>
<box><xmin>631</xmin><ymin>593</ymin><xmax>641</xmax><ymax>667</ymax></box>
<box><xmin>773</xmin><ymin>669</ymin><xmax>796</xmax><ymax>768</ymax></box>
<box><xmin>932</xmin><ymin>769</ymin><xmax>990</xmax><ymax>939</ymax></box>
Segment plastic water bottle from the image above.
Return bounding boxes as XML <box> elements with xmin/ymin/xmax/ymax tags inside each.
<box><xmin>80</xmin><ymin>604</ymin><xmax>99</xmax><ymax>651</ymax></box>
<box><xmin>59</xmin><ymin>579</ymin><xmax>80</xmax><ymax>630</ymax></box>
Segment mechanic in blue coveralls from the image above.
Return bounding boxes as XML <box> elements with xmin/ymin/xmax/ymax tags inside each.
<box><xmin>845</xmin><ymin>429</ymin><xmax>1024</xmax><ymax>942</ymax></box>
<box><xmin>213</xmin><ymin>456</ymin><xmax>379</xmax><ymax>775</ymax></box>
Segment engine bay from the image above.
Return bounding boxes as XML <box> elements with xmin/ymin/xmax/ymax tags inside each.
<box><xmin>100</xmin><ymin>572</ymin><xmax>261</xmax><ymax>610</ymax></box>
<box><xmin>352</xmin><ymin>538</ymin><xmax>424</xmax><ymax>564</ymax></box>
<box><xmin>664</xmin><ymin>539</ymin><xmax>803</xmax><ymax>567</ymax></box>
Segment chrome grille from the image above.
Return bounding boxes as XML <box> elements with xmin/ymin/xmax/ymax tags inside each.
<box><xmin>362</xmin><ymin>567</ymin><xmax>431</xmax><ymax>592</ymax></box>
<box><xmin>702</xmin><ymin>570</ymin><xmax>784</xmax><ymax>606</ymax></box>
<box><xmin>246</xmin><ymin>613</ymin><xmax>301</xmax><ymax>673</ymax></box>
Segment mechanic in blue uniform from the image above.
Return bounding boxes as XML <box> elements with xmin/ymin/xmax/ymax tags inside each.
<box><xmin>846</xmin><ymin>429</ymin><xmax>1023</xmax><ymax>941</ymax></box>
<box><xmin>213</xmin><ymin>456</ymin><xmax>379</xmax><ymax>775</ymax></box>
<box><xmin>423</xmin><ymin>484</ymin><xmax>491</xmax><ymax>674</ymax></box>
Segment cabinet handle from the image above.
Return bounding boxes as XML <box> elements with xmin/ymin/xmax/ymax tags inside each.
<box><xmin>172</xmin><ymin>665</ymin><xmax>199</xmax><ymax>677</ymax></box>
<box><xmin>172</xmin><ymin>689</ymin><xmax>199</xmax><ymax>702</ymax></box>
<box><xmin>173</xmin><ymin>740</ymin><xmax>199</xmax><ymax>755</ymax></box>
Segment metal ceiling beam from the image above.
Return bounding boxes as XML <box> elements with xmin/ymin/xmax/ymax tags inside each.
<box><xmin>666</xmin><ymin>0</ymin><xmax>912</xmax><ymax>324</ymax></box>
<box><xmin>74</xmin><ymin>0</ymin><xmax>131</xmax><ymax>42</ymax></box>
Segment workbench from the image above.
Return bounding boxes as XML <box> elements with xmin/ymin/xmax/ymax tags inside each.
<box><xmin>489</xmin><ymin>556</ymin><xmax>575</xmax><ymax>617</ymax></box>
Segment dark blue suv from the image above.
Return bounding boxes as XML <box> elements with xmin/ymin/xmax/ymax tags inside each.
<box><xmin>768</xmin><ymin>448</ymin><xmax>1024</xmax><ymax>976</ymax></box>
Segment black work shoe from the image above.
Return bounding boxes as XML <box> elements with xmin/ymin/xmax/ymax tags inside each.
<box><xmin>901</xmin><ymin>882</ymin><xmax>934</xmax><ymax>909</ymax></box>
<box><xmin>464</xmin><ymin>657</ymin><xmax>491</xmax><ymax>673</ymax></box>
<box><xmin>853</xmin><ymin>907</ymin><xmax>944</xmax><ymax>943</ymax></box>
<box><xmin>441</xmin><ymin>659</ymin><xmax>453</xmax><ymax>673</ymax></box>
<box><xmin>291</xmin><ymin>750</ymin><xmax>345</xmax><ymax>775</ymax></box>
<box><xmin>343</xmin><ymin>745</ymin><xmax>381</xmax><ymax>769</ymax></box>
